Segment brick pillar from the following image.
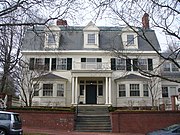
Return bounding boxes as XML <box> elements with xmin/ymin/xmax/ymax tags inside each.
<box><xmin>171</xmin><ymin>95</ymin><xmax>178</xmax><ymax>111</ymax></box>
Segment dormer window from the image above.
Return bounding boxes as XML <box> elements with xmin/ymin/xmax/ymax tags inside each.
<box><xmin>83</xmin><ymin>21</ymin><xmax>99</xmax><ymax>48</ymax></box>
<box><xmin>44</xmin><ymin>25</ymin><xmax>61</xmax><ymax>49</ymax></box>
<box><xmin>88</xmin><ymin>34</ymin><xmax>95</xmax><ymax>44</ymax></box>
<box><xmin>122</xmin><ymin>26</ymin><xmax>138</xmax><ymax>49</ymax></box>
<box><xmin>127</xmin><ymin>35</ymin><xmax>134</xmax><ymax>45</ymax></box>
<box><xmin>48</xmin><ymin>33</ymin><xmax>56</xmax><ymax>44</ymax></box>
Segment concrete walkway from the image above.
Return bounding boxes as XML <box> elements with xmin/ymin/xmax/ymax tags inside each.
<box><xmin>23</xmin><ymin>127</ymin><xmax>144</xmax><ymax>135</ymax></box>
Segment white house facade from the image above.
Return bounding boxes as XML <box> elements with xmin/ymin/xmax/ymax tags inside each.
<box><xmin>21</xmin><ymin>18</ymin><xmax>180</xmax><ymax>109</ymax></box>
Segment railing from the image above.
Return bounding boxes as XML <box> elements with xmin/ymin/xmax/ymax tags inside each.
<box><xmin>73</xmin><ymin>62</ymin><xmax>110</xmax><ymax>70</ymax></box>
<box><xmin>76</xmin><ymin>96</ymin><xmax>80</xmax><ymax>116</ymax></box>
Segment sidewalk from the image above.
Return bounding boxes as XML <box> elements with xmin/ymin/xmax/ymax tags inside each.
<box><xmin>23</xmin><ymin>127</ymin><xmax>144</xmax><ymax>135</ymax></box>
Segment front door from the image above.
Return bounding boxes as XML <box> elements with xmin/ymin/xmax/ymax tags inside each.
<box><xmin>86</xmin><ymin>85</ymin><xmax>97</xmax><ymax>104</ymax></box>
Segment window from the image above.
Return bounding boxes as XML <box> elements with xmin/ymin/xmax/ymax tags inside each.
<box><xmin>119</xmin><ymin>84</ymin><xmax>126</xmax><ymax>97</ymax></box>
<box><xmin>139</xmin><ymin>59</ymin><xmax>148</xmax><ymax>70</ymax></box>
<box><xmin>143</xmin><ymin>84</ymin><xmax>149</xmax><ymax>97</ymax></box>
<box><xmin>51</xmin><ymin>58</ymin><xmax>72</xmax><ymax>71</ymax></box>
<box><xmin>162</xmin><ymin>86</ymin><xmax>168</xmax><ymax>97</ymax></box>
<box><xmin>57</xmin><ymin>84</ymin><xmax>64</xmax><ymax>97</ymax></box>
<box><xmin>88</xmin><ymin>34</ymin><xmax>95</xmax><ymax>44</ymax></box>
<box><xmin>57</xmin><ymin>58</ymin><xmax>67</xmax><ymax>70</ymax></box>
<box><xmin>171</xmin><ymin>63</ymin><xmax>179</xmax><ymax>72</ymax></box>
<box><xmin>81</xmin><ymin>58</ymin><xmax>102</xmax><ymax>69</ymax></box>
<box><xmin>163</xmin><ymin>62</ymin><xmax>171</xmax><ymax>72</ymax></box>
<box><xmin>35</xmin><ymin>58</ymin><xmax>44</xmax><ymax>69</ymax></box>
<box><xmin>130</xmin><ymin>84</ymin><xmax>140</xmax><ymax>96</ymax></box>
<box><xmin>98</xmin><ymin>85</ymin><xmax>103</xmax><ymax>96</ymax></box>
<box><xmin>0</xmin><ymin>113</ymin><xmax>10</xmax><ymax>120</ymax></box>
<box><xmin>33</xmin><ymin>84</ymin><xmax>39</xmax><ymax>96</ymax></box>
<box><xmin>29</xmin><ymin>58</ymin><xmax>49</xmax><ymax>71</ymax></box>
<box><xmin>80</xmin><ymin>85</ymin><xmax>84</xmax><ymax>96</ymax></box>
<box><xmin>48</xmin><ymin>33</ymin><xmax>56</xmax><ymax>44</ymax></box>
<box><xmin>127</xmin><ymin>35</ymin><xmax>134</xmax><ymax>45</ymax></box>
<box><xmin>116</xmin><ymin>58</ymin><xmax>126</xmax><ymax>70</ymax></box>
<box><xmin>43</xmin><ymin>84</ymin><xmax>53</xmax><ymax>96</ymax></box>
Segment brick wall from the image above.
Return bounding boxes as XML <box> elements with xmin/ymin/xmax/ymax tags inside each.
<box><xmin>111</xmin><ymin>111</ymin><xmax>180</xmax><ymax>134</ymax></box>
<box><xmin>11</xmin><ymin>110</ymin><xmax>75</xmax><ymax>131</ymax></box>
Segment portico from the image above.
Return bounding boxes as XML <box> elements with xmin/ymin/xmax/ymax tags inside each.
<box><xmin>71</xmin><ymin>70</ymin><xmax>112</xmax><ymax>105</ymax></box>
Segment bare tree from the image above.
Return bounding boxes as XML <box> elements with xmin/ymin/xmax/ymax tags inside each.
<box><xmin>88</xmin><ymin>0</ymin><xmax>180</xmax><ymax>83</ymax></box>
<box><xmin>0</xmin><ymin>0</ymin><xmax>83</xmax><ymax>94</ymax></box>
<box><xmin>14</xmin><ymin>60</ymin><xmax>47</xmax><ymax>107</ymax></box>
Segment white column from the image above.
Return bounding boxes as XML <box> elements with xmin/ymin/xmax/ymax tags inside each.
<box><xmin>75</xmin><ymin>77</ymin><xmax>78</xmax><ymax>104</ymax></box>
<box><xmin>109</xmin><ymin>77</ymin><xmax>112</xmax><ymax>104</ymax></box>
<box><xmin>71</xmin><ymin>77</ymin><xmax>75</xmax><ymax>104</ymax></box>
<box><xmin>105</xmin><ymin>77</ymin><xmax>109</xmax><ymax>104</ymax></box>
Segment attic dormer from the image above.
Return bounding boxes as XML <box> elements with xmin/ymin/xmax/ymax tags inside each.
<box><xmin>121</xmin><ymin>26</ymin><xmax>139</xmax><ymax>49</ymax></box>
<box><xmin>83</xmin><ymin>21</ymin><xmax>100</xmax><ymax>48</ymax></box>
<box><xmin>44</xmin><ymin>25</ymin><xmax>61</xmax><ymax>49</ymax></box>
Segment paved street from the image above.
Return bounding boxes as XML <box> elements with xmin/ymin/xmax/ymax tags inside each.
<box><xmin>23</xmin><ymin>127</ymin><xmax>144</xmax><ymax>135</ymax></box>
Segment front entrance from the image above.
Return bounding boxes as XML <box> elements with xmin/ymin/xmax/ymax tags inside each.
<box><xmin>86</xmin><ymin>85</ymin><xmax>97</xmax><ymax>104</ymax></box>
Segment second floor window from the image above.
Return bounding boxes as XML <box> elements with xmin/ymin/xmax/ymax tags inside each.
<box><xmin>163</xmin><ymin>62</ymin><xmax>179</xmax><ymax>72</ymax></box>
<box><xmin>57</xmin><ymin>58</ymin><xmax>67</xmax><ymax>70</ymax></box>
<box><xmin>81</xmin><ymin>58</ymin><xmax>102</xmax><ymax>69</ymax></box>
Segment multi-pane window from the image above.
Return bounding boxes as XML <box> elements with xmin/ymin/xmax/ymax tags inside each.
<box><xmin>33</xmin><ymin>84</ymin><xmax>39</xmax><ymax>96</ymax></box>
<box><xmin>57</xmin><ymin>58</ymin><xmax>67</xmax><ymax>70</ymax></box>
<box><xmin>127</xmin><ymin>35</ymin><xmax>134</xmax><ymax>45</ymax></box>
<box><xmin>163</xmin><ymin>62</ymin><xmax>171</xmax><ymax>72</ymax></box>
<box><xmin>48</xmin><ymin>33</ymin><xmax>56</xmax><ymax>44</ymax></box>
<box><xmin>57</xmin><ymin>84</ymin><xmax>64</xmax><ymax>97</ymax></box>
<box><xmin>81</xmin><ymin>58</ymin><xmax>102</xmax><ymax>69</ymax></box>
<box><xmin>88</xmin><ymin>34</ymin><xmax>95</xmax><ymax>44</ymax></box>
<box><xmin>163</xmin><ymin>62</ymin><xmax>179</xmax><ymax>72</ymax></box>
<box><xmin>130</xmin><ymin>84</ymin><xmax>140</xmax><ymax>96</ymax></box>
<box><xmin>98</xmin><ymin>85</ymin><xmax>103</xmax><ymax>96</ymax></box>
<box><xmin>119</xmin><ymin>84</ymin><xmax>126</xmax><ymax>97</ymax></box>
<box><xmin>139</xmin><ymin>59</ymin><xmax>148</xmax><ymax>70</ymax></box>
<box><xmin>162</xmin><ymin>86</ymin><xmax>169</xmax><ymax>97</ymax></box>
<box><xmin>43</xmin><ymin>84</ymin><xmax>53</xmax><ymax>96</ymax></box>
<box><xmin>171</xmin><ymin>63</ymin><xmax>179</xmax><ymax>72</ymax></box>
<box><xmin>80</xmin><ymin>85</ymin><xmax>84</xmax><ymax>96</ymax></box>
<box><xmin>116</xmin><ymin>58</ymin><xmax>126</xmax><ymax>70</ymax></box>
<box><xmin>35</xmin><ymin>58</ymin><xmax>44</xmax><ymax>69</ymax></box>
<box><xmin>143</xmin><ymin>84</ymin><xmax>149</xmax><ymax>97</ymax></box>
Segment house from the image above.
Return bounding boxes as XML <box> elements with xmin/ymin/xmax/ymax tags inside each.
<box><xmin>21</xmin><ymin>15</ymin><xmax>180</xmax><ymax>109</ymax></box>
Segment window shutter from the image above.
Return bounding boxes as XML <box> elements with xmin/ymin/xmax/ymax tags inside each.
<box><xmin>126</xmin><ymin>59</ymin><xmax>131</xmax><ymax>71</ymax></box>
<box><xmin>51</xmin><ymin>58</ymin><xmax>56</xmax><ymax>71</ymax></box>
<box><xmin>29</xmin><ymin>58</ymin><xmax>35</xmax><ymax>70</ymax></box>
<box><xmin>148</xmin><ymin>59</ymin><xmax>153</xmax><ymax>71</ymax></box>
<box><xmin>133</xmin><ymin>59</ymin><xmax>138</xmax><ymax>71</ymax></box>
<box><xmin>45</xmin><ymin>58</ymin><xmax>50</xmax><ymax>71</ymax></box>
<box><xmin>111</xmin><ymin>58</ymin><xmax>116</xmax><ymax>70</ymax></box>
<box><xmin>67</xmin><ymin>58</ymin><xmax>72</xmax><ymax>70</ymax></box>
<box><xmin>81</xmin><ymin>58</ymin><xmax>86</xmax><ymax>62</ymax></box>
<box><xmin>97</xmin><ymin>58</ymin><xmax>102</xmax><ymax>62</ymax></box>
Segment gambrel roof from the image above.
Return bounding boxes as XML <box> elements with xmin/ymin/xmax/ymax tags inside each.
<box><xmin>22</xmin><ymin>25</ymin><xmax>161</xmax><ymax>51</ymax></box>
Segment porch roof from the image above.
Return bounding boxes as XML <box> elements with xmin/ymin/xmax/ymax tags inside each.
<box><xmin>34</xmin><ymin>73</ymin><xmax>68</xmax><ymax>81</ymax></box>
<box><xmin>115</xmin><ymin>73</ymin><xmax>149</xmax><ymax>81</ymax></box>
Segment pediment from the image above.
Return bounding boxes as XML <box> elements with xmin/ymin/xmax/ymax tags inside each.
<box><xmin>83</xmin><ymin>21</ymin><xmax>99</xmax><ymax>32</ymax></box>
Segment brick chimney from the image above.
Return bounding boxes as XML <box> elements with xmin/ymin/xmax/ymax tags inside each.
<box><xmin>56</xmin><ymin>19</ymin><xmax>67</xmax><ymax>26</ymax></box>
<box><xmin>142</xmin><ymin>13</ymin><xmax>149</xmax><ymax>29</ymax></box>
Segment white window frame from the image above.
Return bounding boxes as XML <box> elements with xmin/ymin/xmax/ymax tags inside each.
<box><xmin>143</xmin><ymin>84</ymin><xmax>149</xmax><ymax>97</ymax></box>
<box><xmin>43</xmin><ymin>84</ymin><xmax>53</xmax><ymax>97</ymax></box>
<box><xmin>139</xmin><ymin>59</ymin><xmax>148</xmax><ymax>71</ymax></box>
<box><xmin>57</xmin><ymin>84</ymin><xmax>64</xmax><ymax>97</ymax></box>
<box><xmin>130</xmin><ymin>84</ymin><xmax>140</xmax><ymax>97</ymax></box>
<box><xmin>57</xmin><ymin>58</ymin><xmax>67</xmax><ymax>70</ymax></box>
<box><xmin>119</xmin><ymin>84</ymin><xmax>126</xmax><ymax>97</ymax></box>
<box><xmin>84</xmin><ymin>32</ymin><xmax>99</xmax><ymax>48</ymax></box>
<box><xmin>116</xmin><ymin>58</ymin><xmax>126</xmax><ymax>70</ymax></box>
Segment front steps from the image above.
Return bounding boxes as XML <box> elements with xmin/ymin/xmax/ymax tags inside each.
<box><xmin>75</xmin><ymin>106</ymin><xmax>112</xmax><ymax>132</ymax></box>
